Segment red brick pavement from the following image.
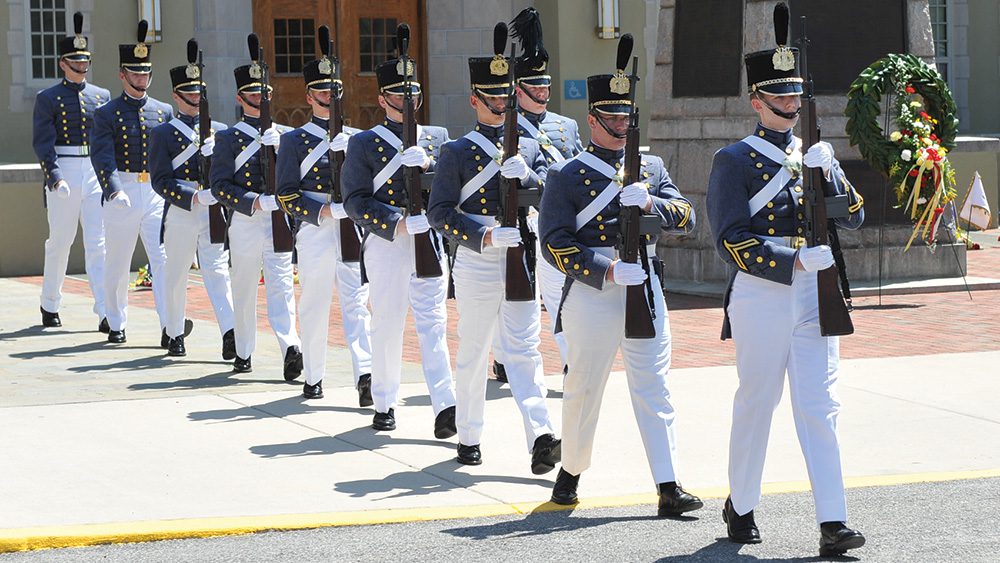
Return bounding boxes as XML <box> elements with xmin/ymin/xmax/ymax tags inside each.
<box><xmin>19</xmin><ymin>246</ymin><xmax>1000</xmax><ymax>371</ymax></box>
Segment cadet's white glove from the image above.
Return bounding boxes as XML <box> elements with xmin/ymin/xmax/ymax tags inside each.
<box><xmin>195</xmin><ymin>190</ymin><xmax>217</xmax><ymax>206</ymax></box>
<box><xmin>612</xmin><ymin>260</ymin><xmax>648</xmax><ymax>286</ymax></box>
<box><xmin>110</xmin><ymin>191</ymin><xmax>131</xmax><ymax>210</ymax></box>
<box><xmin>200</xmin><ymin>136</ymin><xmax>215</xmax><ymax>157</ymax></box>
<box><xmin>330</xmin><ymin>132</ymin><xmax>350</xmax><ymax>153</ymax></box>
<box><xmin>490</xmin><ymin>226</ymin><xmax>522</xmax><ymax>248</ymax></box>
<box><xmin>401</xmin><ymin>146</ymin><xmax>430</xmax><ymax>169</ymax></box>
<box><xmin>329</xmin><ymin>202</ymin><xmax>349</xmax><ymax>220</ymax></box>
<box><xmin>526</xmin><ymin>210</ymin><xmax>539</xmax><ymax>233</ymax></box>
<box><xmin>500</xmin><ymin>154</ymin><xmax>530</xmax><ymax>181</ymax></box>
<box><xmin>261</xmin><ymin>127</ymin><xmax>281</xmax><ymax>148</ymax></box>
<box><xmin>257</xmin><ymin>194</ymin><xmax>279</xmax><ymax>212</ymax></box>
<box><xmin>405</xmin><ymin>214</ymin><xmax>430</xmax><ymax>235</ymax></box>
<box><xmin>620</xmin><ymin>182</ymin><xmax>651</xmax><ymax>208</ymax></box>
<box><xmin>797</xmin><ymin>244</ymin><xmax>834</xmax><ymax>272</ymax></box>
<box><xmin>804</xmin><ymin>141</ymin><xmax>835</xmax><ymax>175</ymax></box>
<box><xmin>53</xmin><ymin>180</ymin><xmax>71</xmax><ymax>199</ymax></box>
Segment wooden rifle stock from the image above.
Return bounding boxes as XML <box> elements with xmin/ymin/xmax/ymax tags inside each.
<box><xmin>324</xmin><ymin>30</ymin><xmax>361</xmax><ymax>262</ymax></box>
<box><xmin>197</xmin><ymin>49</ymin><xmax>227</xmax><ymax>244</ymax></box>
<box><xmin>398</xmin><ymin>25</ymin><xmax>442</xmax><ymax>278</ymax></box>
<box><xmin>500</xmin><ymin>46</ymin><xmax>535</xmax><ymax>302</ymax></box>
<box><xmin>798</xmin><ymin>17</ymin><xmax>853</xmax><ymax>336</ymax></box>
<box><xmin>256</xmin><ymin>47</ymin><xmax>294</xmax><ymax>253</ymax></box>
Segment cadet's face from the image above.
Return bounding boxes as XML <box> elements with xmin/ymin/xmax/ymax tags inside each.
<box><xmin>60</xmin><ymin>58</ymin><xmax>90</xmax><ymax>78</ymax></box>
<box><xmin>470</xmin><ymin>94</ymin><xmax>506</xmax><ymax>123</ymax></box>
<box><xmin>752</xmin><ymin>92</ymin><xmax>801</xmax><ymax>129</ymax></box>
<box><xmin>518</xmin><ymin>84</ymin><xmax>550</xmax><ymax>106</ymax></box>
<box><xmin>587</xmin><ymin>111</ymin><xmax>629</xmax><ymax>148</ymax></box>
<box><xmin>309</xmin><ymin>90</ymin><xmax>332</xmax><ymax>105</ymax></box>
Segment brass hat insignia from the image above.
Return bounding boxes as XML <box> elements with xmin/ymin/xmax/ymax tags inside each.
<box><xmin>534</xmin><ymin>60</ymin><xmax>547</xmax><ymax>72</ymax></box>
<box><xmin>490</xmin><ymin>55</ymin><xmax>509</xmax><ymax>76</ymax></box>
<box><xmin>772</xmin><ymin>46</ymin><xmax>795</xmax><ymax>71</ymax></box>
<box><xmin>609</xmin><ymin>69</ymin><xmax>630</xmax><ymax>95</ymax></box>
<box><xmin>186</xmin><ymin>63</ymin><xmax>200</xmax><ymax>79</ymax></box>
<box><xmin>133</xmin><ymin>43</ymin><xmax>148</xmax><ymax>58</ymax></box>
<box><xmin>249</xmin><ymin>62</ymin><xmax>262</xmax><ymax>79</ymax></box>
<box><xmin>73</xmin><ymin>36</ymin><xmax>87</xmax><ymax>50</ymax></box>
<box><xmin>319</xmin><ymin>58</ymin><xmax>332</xmax><ymax>75</ymax></box>
<box><xmin>395</xmin><ymin>59</ymin><xmax>414</xmax><ymax>77</ymax></box>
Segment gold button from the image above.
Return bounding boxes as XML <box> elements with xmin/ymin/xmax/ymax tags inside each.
<box><xmin>794</xmin><ymin>186</ymin><xmax>802</xmax><ymax>193</ymax></box>
<box><xmin>313</xmin><ymin>167</ymin><xmax>319</xmax><ymax>172</ymax></box>
<box><xmin>769</xmin><ymin>260</ymin><xmax>777</xmax><ymax>268</ymax></box>
<box><xmin>477</xmin><ymin>165</ymin><xmax>484</xmax><ymax>172</ymax></box>
<box><xmin>768</xmin><ymin>228</ymin><xmax>775</xmax><ymax>235</ymax></box>
<box><xmin>756</xmin><ymin>256</ymin><xmax>764</xmax><ymax>263</ymax></box>
<box><xmin>482</xmin><ymin>208</ymin><xmax>488</xmax><ymax>214</ymax></box>
<box><xmin>596</xmin><ymin>215</ymin><xmax>603</xmax><ymax>221</ymax></box>
<box><xmin>598</xmin><ymin>224</ymin><xmax>605</xmax><ymax>230</ymax></box>
<box><xmin>573</xmin><ymin>264</ymin><xmax>580</xmax><ymax>270</ymax></box>
<box><xmin>480</xmin><ymin>198</ymin><xmax>487</xmax><ymax>204</ymax></box>
<box><xmin>453</xmin><ymin>229</ymin><xmax>459</xmax><ymax>235</ymax></box>
<box><xmin>798</xmin><ymin>198</ymin><xmax>804</xmax><ymax>205</ymax></box>
<box><xmin>389</xmin><ymin>200</ymin><xmax>395</xmax><ymax>205</ymax></box>
<box><xmin>755</xmin><ymin>163</ymin><xmax>763</xmax><ymax>169</ymax></box>
<box><xmin>758</xmin><ymin>130</ymin><xmax>765</xmax><ymax>137</ymax></box>
<box><xmin>797</xmin><ymin>227</ymin><xmax>804</xmax><ymax>234</ymax></box>
<box><xmin>750</xmin><ymin>152</ymin><xmax>757</xmax><ymax>157</ymax></box>
<box><xmin>797</xmin><ymin>213</ymin><xmax>804</xmax><ymax>220</ymax></box>
<box><xmin>763</xmin><ymin>174</ymin><xmax>770</xmax><ymax>180</ymax></box>
<box><xmin>387</xmin><ymin>189</ymin><xmax>394</xmax><ymax>195</ymax></box>
<box><xmin>584</xmin><ymin>179</ymin><xmax>591</xmax><ymax>185</ymax></box>
<box><xmin>599</xmin><ymin>235</ymin><xmax>606</xmax><ymax>241</ymax></box>
<box><xmin>381</xmin><ymin>224</ymin><xmax>388</xmax><ymax>229</ymax></box>
<box><xmin>475</xmin><ymin>155</ymin><xmax>481</xmax><ymax>161</ymax></box>
<box><xmin>579</xmin><ymin>169</ymin><xmax>586</xmax><ymax>174</ymax></box>
<box><xmin>743</xmin><ymin>252</ymin><xmax>750</xmax><ymax>259</ymax></box>
<box><xmin>378</xmin><ymin>147</ymin><xmax>384</xmax><ymax>152</ymax></box>
<box><xmin>583</xmin><ymin>269</ymin><xmax>590</xmax><ymax>275</ymax></box>
<box><xmin>387</xmin><ymin>179</ymin><xmax>393</xmax><ymax>184</ymax></box>
<box><xmin>767</xmin><ymin>202</ymin><xmax>774</xmax><ymax>209</ymax></box>
<box><xmin>563</xmin><ymin>258</ymin><xmax>570</xmax><ymax>264</ymax></box>
<box><xmin>364</xmin><ymin>214</ymin><xmax>370</xmax><ymax>219</ymax></box>
<box><xmin>462</xmin><ymin>234</ymin><xmax>468</xmax><ymax>240</ymax></box>
<box><xmin>382</xmin><ymin>157</ymin><xmax>388</xmax><ymax>162</ymax></box>
<box><xmin>768</xmin><ymin>214</ymin><xmax>775</xmax><ymax>221</ymax></box>
<box><xmin>479</xmin><ymin>188</ymin><xmax>486</xmax><ymax>193</ymax></box>
<box><xmin>590</xmin><ymin>191</ymin><xmax>597</xmax><ymax>197</ymax></box>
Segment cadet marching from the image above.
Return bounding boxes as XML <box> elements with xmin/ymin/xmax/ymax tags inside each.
<box><xmin>29</xmin><ymin>5</ymin><xmax>864</xmax><ymax>557</ymax></box>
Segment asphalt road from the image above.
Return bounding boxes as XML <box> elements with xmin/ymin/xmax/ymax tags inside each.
<box><xmin>5</xmin><ymin>477</ymin><xmax>997</xmax><ymax>562</ymax></box>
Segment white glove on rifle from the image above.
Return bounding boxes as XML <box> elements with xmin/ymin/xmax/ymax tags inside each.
<box><xmin>526</xmin><ymin>210</ymin><xmax>539</xmax><ymax>233</ymax></box>
<box><xmin>200</xmin><ymin>135</ymin><xmax>215</xmax><ymax>157</ymax></box>
<box><xmin>405</xmin><ymin>214</ymin><xmax>430</xmax><ymax>235</ymax></box>
<box><xmin>612</xmin><ymin>260</ymin><xmax>647</xmax><ymax>286</ymax></box>
<box><xmin>490</xmin><ymin>226</ymin><xmax>522</xmax><ymax>248</ymax></box>
<box><xmin>261</xmin><ymin>127</ymin><xmax>281</xmax><ymax>148</ymax></box>
<box><xmin>195</xmin><ymin>190</ymin><xmax>217</xmax><ymax>206</ymax></box>
<box><xmin>52</xmin><ymin>180</ymin><xmax>71</xmax><ymax>200</ymax></box>
<box><xmin>619</xmin><ymin>182</ymin><xmax>651</xmax><ymax>208</ymax></box>
<box><xmin>109</xmin><ymin>191</ymin><xmax>131</xmax><ymax>210</ymax></box>
<box><xmin>257</xmin><ymin>194</ymin><xmax>279</xmax><ymax>212</ymax></box>
<box><xmin>330</xmin><ymin>132</ymin><xmax>350</xmax><ymax>153</ymax></box>
<box><xmin>401</xmin><ymin>146</ymin><xmax>430</xmax><ymax>169</ymax></box>
<box><xmin>500</xmin><ymin>154</ymin><xmax>530</xmax><ymax>181</ymax></box>
<box><xmin>797</xmin><ymin>244</ymin><xmax>834</xmax><ymax>272</ymax></box>
<box><xmin>330</xmin><ymin>202</ymin><xmax>349</xmax><ymax>220</ymax></box>
<box><xmin>803</xmin><ymin>141</ymin><xmax>835</xmax><ymax>176</ymax></box>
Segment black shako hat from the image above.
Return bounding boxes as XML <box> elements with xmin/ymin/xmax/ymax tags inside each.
<box><xmin>468</xmin><ymin>22</ymin><xmax>511</xmax><ymax>96</ymax></box>
<box><xmin>58</xmin><ymin>12</ymin><xmax>90</xmax><ymax>62</ymax></box>
<box><xmin>169</xmin><ymin>39</ymin><xmax>204</xmax><ymax>93</ymax></box>
<box><xmin>119</xmin><ymin>20</ymin><xmax>152</xmax><ymax>73</ymax></box>
<box><xmin>586</xmin><ymin>33</ymin><xmax>636</xmax><ymax>115</ymax></box>
<box><xmin>511</xmin><ymin>8</ymin><xmax>550</xmax><ymax>86</ymax></box>
<box><xmin>744</xmin><ymin>2</ymin><xmax>802</xmax><ymax>96</ymax></box>
<box><xmin>305</xmin><ymin>25</ymin><xmax>342</xmax><ymax>92</ymax></box>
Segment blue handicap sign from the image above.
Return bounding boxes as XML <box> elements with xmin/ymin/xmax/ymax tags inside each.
<box><xmin>564</xmin><ymin>80</ymin><xmax>586</xmax><ymax>100</ymax></box>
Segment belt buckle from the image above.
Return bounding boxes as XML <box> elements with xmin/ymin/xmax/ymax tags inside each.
<box><xmin>788</xmin><ymin>236</ymin><xmax>805</xmax><ymax>249</ymax></box>
<box><xmin>137</xmin><ymin>171</ymin><xmax>150</xmax><ymax>183</ymax></box>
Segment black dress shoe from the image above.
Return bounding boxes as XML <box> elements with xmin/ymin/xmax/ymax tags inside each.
<box><xmin>41</xmin><ymin>307</ymin><xmax>62</xmax><ymax>328</ymax></box>
<box><xmin>221</xmin><ymin>329</ymin><xmax>236</xmax><ymax>361</ymax></box>
<box><xmin>233</xmin><ymin>355</ymin><xmax>252</xmax><ymax>373</ymax></box>
<box><xmin>657</xmin><ymin>482</ymin><xmax>703</xmax><ymax>516</ymax></box>
<box><xmin>434</xmin><ymin>405</ymin><xmax>457</xmax><ymax>439</ymax></box>
<box><xmin>108</xmin><ymin>330</ymin><xmax>126</xmax><ymax>344</ymax></box>
<box><xmin>493</xmin><ymin>360</ymin><xmax>508</xmax><ymax>384</ymax></box>
<box><xmin>357</xmin><ymin>373</ymin><xmax>373</xmax><ymax>407</ymax></box>
<box><xmin>167</xmin><ymin>335</ymin><xmax>187</xmax><ymax>357</ymax></box>
<box><xmin>550</xmin><ymin>468</ymin><xmax>580</xmax><ymax>505</ymax></box>
<box><xmin>303</xmin><ymin>381</ymin><xmax>324</xmax><ymax>399</ymax></box>
<box><xmin>283</xmin><ymin>345</ymin><xmax>303</xmax><ymax>381</ymax></box>
<box><xmin>160</xmin><ymin>328</ymin><xmax>170</xmax><ymax>349</ymax></box>
<box><xmin>373</xmin><ymin>408</ymin><xmax>396</xmax><ymax>431</ymax></box>
<box><xmin>819</xmin><ymin>522</ymin><xmax>865</xmax><ymax>556</ymax></box>
<box><xmin>723</xmin><ymin>496</ymin><xmax>761</xmax><ymax>544</ymax></box>
<box><xmin>456</xmin><ymin>443</ymin><xmax>482</xmax><ymax>465</ymax></box>
<box><xmin>531</xmin><ymin>433</ymin><xmax>561</xmax><ymax>475</ymax></box>
<box><xmin>98</xmin><ymin>318</ymin><xmax>110</xmax><ymax>334</ymax></box>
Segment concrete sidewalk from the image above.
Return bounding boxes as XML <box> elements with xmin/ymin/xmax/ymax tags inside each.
<box><xmin>2</xmin><ymin>276</ymin><xmax>999</xmax><ymax>552</ymax></box>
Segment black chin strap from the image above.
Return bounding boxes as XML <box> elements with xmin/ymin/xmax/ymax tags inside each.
<box><xmin>177</xmin><ymin>92</ymin><xmax>199</xmax><ymax>110</ymax></box>
<box><xmin>591</xmin><ymin>111</ymin><xmax>627</xmax><ymax>139</ymax></box>
<box><xmin>381</xmin><ymin>93</ymin><xmax>423</xmax><ymax>115</ymax></box>
<box><xmin>474</xmin><ymin>91</ymin><xmax>504</xmax><ymax>117</ymax></box>
<box><xmin>518</xmin><ymin>84</ymin><xmax>549</xmax><ymax>107</ymax></box>
<box><xmin>123</xmin><ymin>70</ymin><xmax>150</xmax><ymax>94</ymax></box>
<box><xmin>238</xmin><ymin>92</ymin><xmax>260</xmax><ymax>110</ymax></box>
<box><xmin>66</xmin><ymin>61</ymin><xmax>91</xmax><ymax>76</ymax></box>
<box><xmin>761</xmin><ymin>98</ymin><xmax>800</xmax><ymax>120</ymax></box>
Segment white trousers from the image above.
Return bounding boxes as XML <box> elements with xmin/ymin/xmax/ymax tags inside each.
<box><xmin>41</xmin><ymin>156</ymin><xmax>106</xmax><ymax>319</ymax></box>
<box><xmin>296</xmin><ymin>220</ymin><xmax>372</xmax><ymax>386</ymax></box>
<box><xmin>228</xmin><ymin>211</ymin><xmax>299</xmax><ymax>360</ymax></box>
<box><xmin>162</xmin><ymin>202</ymin><xmax>234</xmax><ymax>339</ymax></box>
<box><xmin>560</xmin><ymin>255</ymin><xmax>678</xmax><ymax>483</ymax></box>
<box><xmin>102</xmin><ymin>178</ymin><xmax>167</xmax><ymax>332</ymax></box>
<box><xmin>453</xmin><ymin>244</ymin><xmax>554</xmax><ymax>452</ymax></box>
<box><xmin>727</xmin><ymin>270</ymin><xmax>847</xmax><ymax>525</ymax></box>
<box><xmin>364</xmin><ymin>231</ymin><xmax>455</xmax><ymax>415</ymax></box>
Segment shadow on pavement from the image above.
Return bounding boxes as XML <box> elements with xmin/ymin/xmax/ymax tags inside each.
<box><xmin>441</xmin><ymin>507</ymin><xmax>659</xmax><ymax>539</ymax></box>
<box><xmin>250</xmin><ymin>424</ymin><xmax>454</xmax><ymax>459</ymax></box>
<box><xmin>8</xmin><ymin>339</ymin><xmax>123</xmax><ymax>358</ymax></box>
<box><xmin>0</xmin><ymin>326</ymin><xmax>95</xmax><ymax>341</ymax></box>
<box><xmin>334</xmin><ymin>459</ymin><xmax>552</xmax><ymax>500</ymax></box>
<box><xmin>128</xmin><ymin>369</ymin><xmax>288</xmax><ymax>391</ymax></box>
<box><xmin>399</xmin><ymin>381</ymin><xmax>562</xmax><ymax>408</ymax></box>
<box><xmin>654</xmin><ymin>538</ymin><xmax>859</xmax><ymax>562</ymax></box>
<box><xmin>187</xmin><ymin>395</ymin><xmax>370</xmax><ymax>423</ymax></box>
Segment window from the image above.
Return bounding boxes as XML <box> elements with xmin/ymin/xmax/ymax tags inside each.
<box><xmin>273</xmin><ymin>18</ymin><xmax>314</xmax><ymax>75</ymax></box>
<box><xmin>29</xmin><ymin>0</ymin><xmax>66</xmax><ymax>80</ymax></box>
<box><xmin>359</xmin><ymin>18</ymin><xmax>397</xmax><ymax>73</ymax></box>
<box><xmin>929</xmin><ymin>0</ymin><xmax>949</xmax><ymax>83</ymax></box>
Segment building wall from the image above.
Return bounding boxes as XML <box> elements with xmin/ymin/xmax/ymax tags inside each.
<box><xmin>966</xmin><ymin>0</ymin><xmax>1000</xmax><ymax>134</ymax></box>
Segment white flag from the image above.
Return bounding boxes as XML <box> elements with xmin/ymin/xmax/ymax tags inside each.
<box><xmin>959</xmin><ymin>171</ymin><xmax>992</xmax><ymax>231</ymax></box>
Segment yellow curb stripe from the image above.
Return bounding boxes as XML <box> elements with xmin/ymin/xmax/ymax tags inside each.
<box><xmin>3</xmin><ymin>468</ymin><xmax>999</xmax><ymax>554</ymax></box>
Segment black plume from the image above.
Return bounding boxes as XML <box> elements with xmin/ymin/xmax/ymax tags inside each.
<box><xmin>510</xmin><ymin>7</ymin><xmax>547</xmax><ymax>69</ymax></box>
<box><xmin>319</xmin><ymin>25</ymin><xmax>330</xmax><ymax>56</ymax></box>
<box><xmin>773</xmin><ymin>2</ymin><xmax>789</xmax><ymax>46</ymax></box>
<box><xmin>137</xmin><ymin>20</ymin><xmax>148</xmax><ymax>44</ymax></box>
<box><xmin>616</xmin><ymin>33</ymin><xmax>633</xmax><ymax>71</ymax></box>
<box><xmin>397</xmin><ymin>23</ymin><xmax>410</xmax><ymax>58</ymax></box>
<box><xmin>73</xmin><ymin>12</ymin><xmax>83</xmax><ymax>35</ymax></box>
<box><xmin>186</xmin><ymin>39</ymin><xmax>198</xmax><ymax>64</ymax></box>
<box><xmin>247</xmin><ymin>33</ymin><xmax>260</xmax><ymax>61</ymax></box>
<box><xmin>493</xmin><ymin>22</ymin><xmax>507</xmax><ymax>57</ymax></box>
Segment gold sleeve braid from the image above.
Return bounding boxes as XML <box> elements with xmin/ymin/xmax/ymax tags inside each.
<box><xmin>723</xmin><ymin>238</ymin><xmax>761</xmax><ymax>271</ymax></box>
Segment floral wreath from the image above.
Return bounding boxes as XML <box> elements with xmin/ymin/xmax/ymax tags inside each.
<box><xmin>845</xmin><ymin>53</ymin><xmax>959</xmax><ymax>249</ymax></box>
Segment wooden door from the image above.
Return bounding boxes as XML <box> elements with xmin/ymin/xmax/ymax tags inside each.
<box><xmin>253</xmin><ymin>0</ymin><xmax>426</xmax><ymax>129</ymax></box>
